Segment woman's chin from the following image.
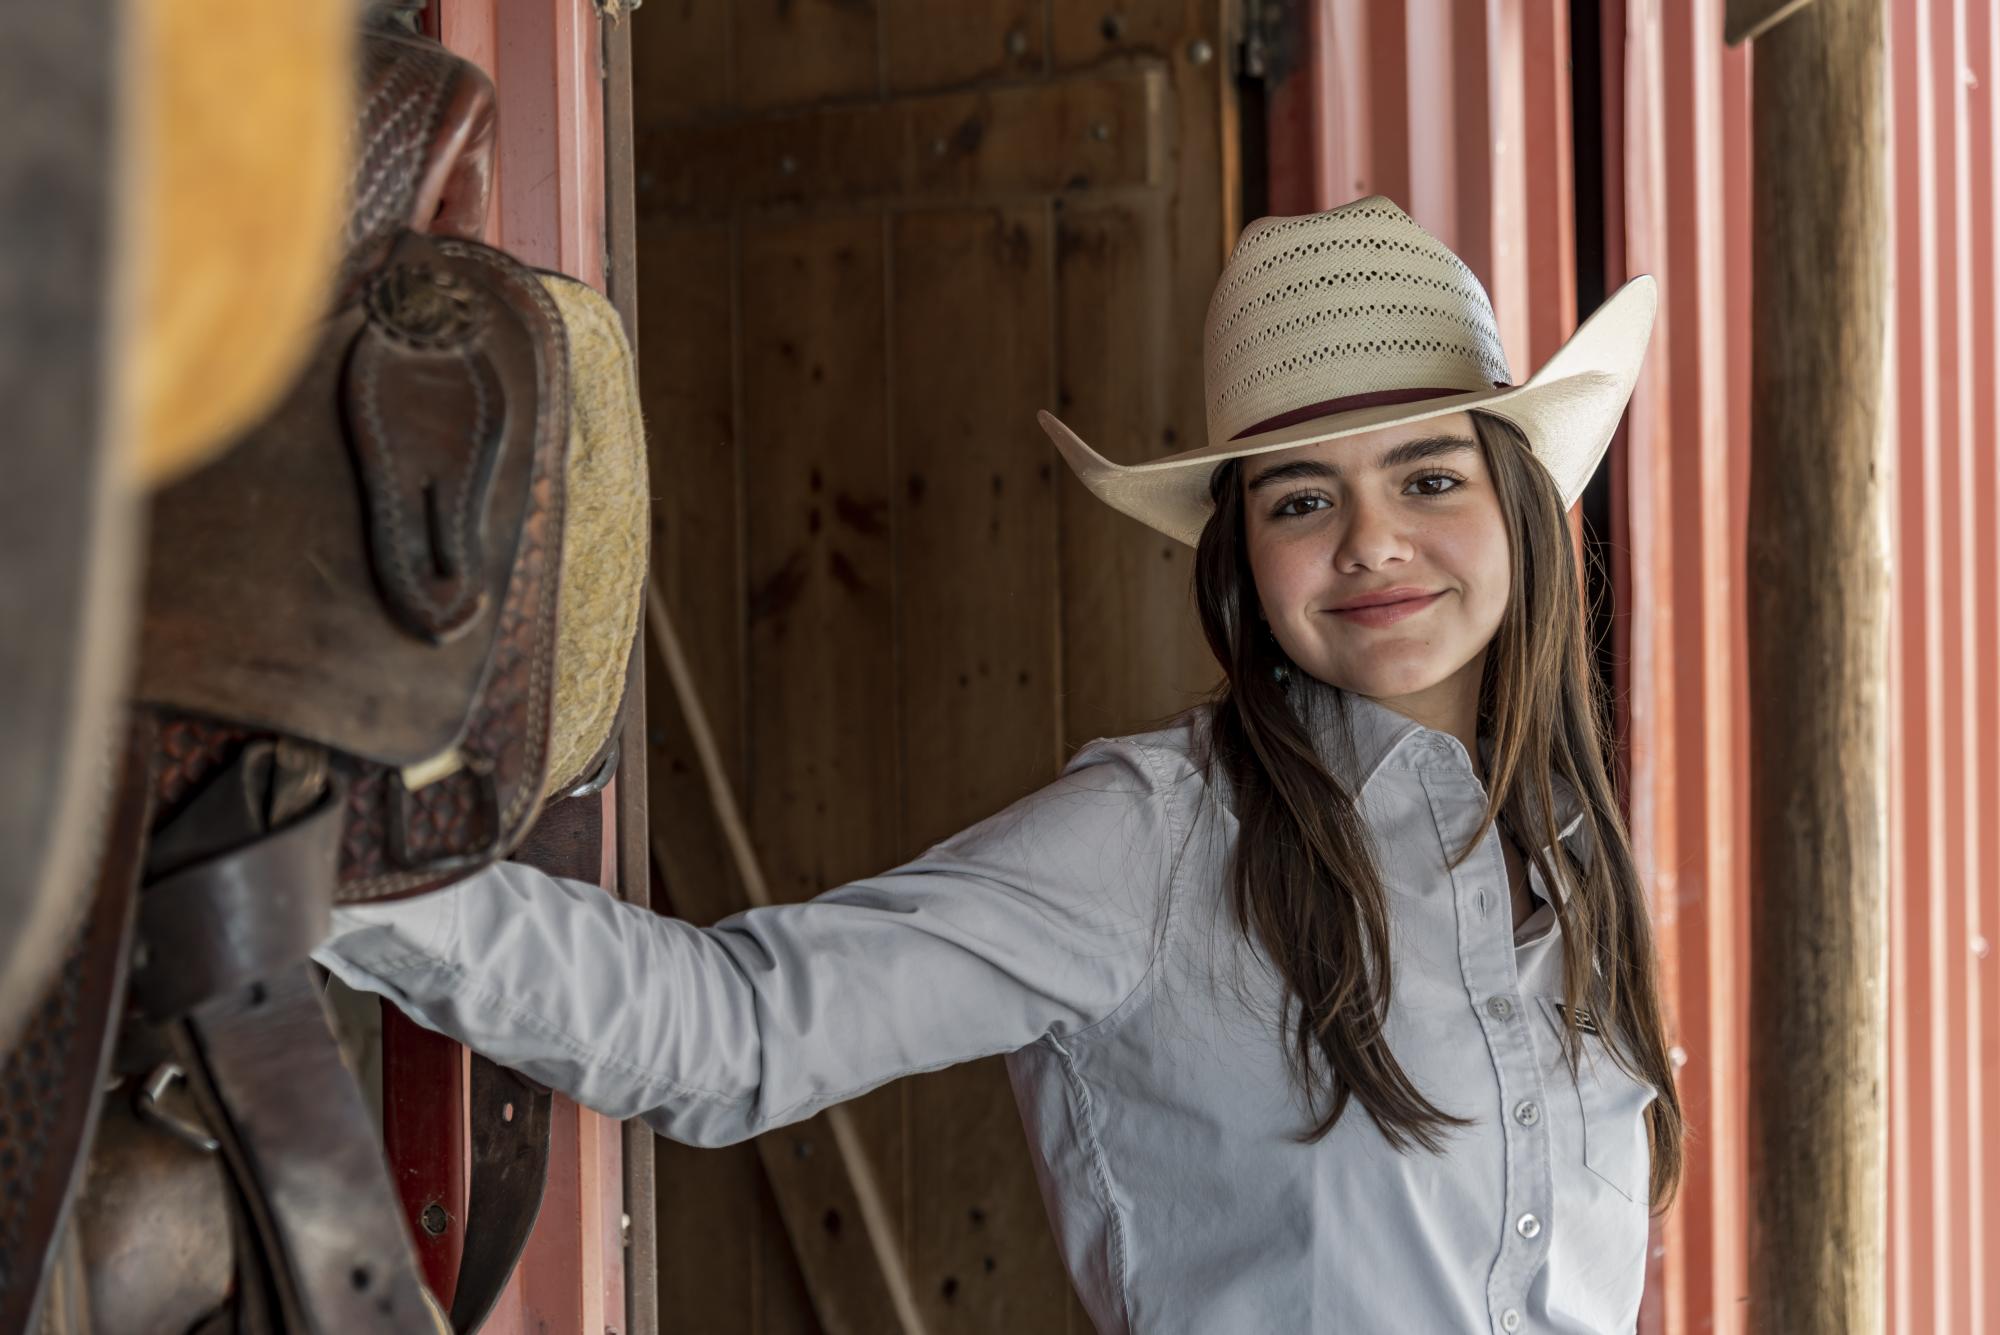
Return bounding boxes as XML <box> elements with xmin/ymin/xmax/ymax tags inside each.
<box><xmin>1312</xmin><ymin>655</ymin><xmax>1456</xmax><ymax>703</ymax></box>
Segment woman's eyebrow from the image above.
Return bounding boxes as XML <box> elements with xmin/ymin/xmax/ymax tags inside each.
<box><xmin>1246</xmin><ymin>435</ymin><xmax>1476</xmax><ymax>492</ymax></box>
<box><xmin>1245</xmin><ymin>458</ymin><xmax>1337</xmax><ymax>492</ymax></box>
<box><xmin>1375</xmin><ymin>434</ymin><xmax>1478</xmax><ymax>470</ymax></box>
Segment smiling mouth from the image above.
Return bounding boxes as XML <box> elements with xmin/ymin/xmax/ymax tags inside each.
<box><xmin>1326</xmin><ymin>591</ymin><xmax>1445</xmax><ymax>627</ymax></box>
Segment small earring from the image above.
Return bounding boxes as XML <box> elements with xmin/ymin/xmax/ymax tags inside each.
<box><xmin>1271</xmin><ymin>660</ymin><xmax>1291</xmax><ymax>686</ymax></box>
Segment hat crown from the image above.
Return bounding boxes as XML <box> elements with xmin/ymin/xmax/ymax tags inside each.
<box><xmin>1203</xmin><ymin>197</ymin><xmax>1514</xmax><ymax>444</ymax></box>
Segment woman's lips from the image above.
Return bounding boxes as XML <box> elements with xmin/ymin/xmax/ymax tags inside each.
<box><xmin>1327</xmin><ymin>591</ymin><xmax>1445</xmax><ymax>627</ymax></box>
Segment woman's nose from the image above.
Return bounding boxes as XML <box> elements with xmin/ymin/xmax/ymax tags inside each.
<box><xmin>1333</xmin><ymin>497</ymin><xmax>1412</xmax><ymax>572</ymax></box>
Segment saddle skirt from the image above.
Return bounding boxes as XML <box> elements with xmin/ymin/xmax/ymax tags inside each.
<box><xmin>139</xmin><ymin>225</ymin><xmax>571</xmax><ymax>902</ymax></box>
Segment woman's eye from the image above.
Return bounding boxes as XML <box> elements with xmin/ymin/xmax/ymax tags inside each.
<box><xmin>1271</xmin><ymin>491</ymin><xmax>1330</xmax><ymax>519</ymax></box>
<box><xmin>1406</xmin><ymin>472</ymin><xmax>1464</xmax><ymax>497</ymax></box>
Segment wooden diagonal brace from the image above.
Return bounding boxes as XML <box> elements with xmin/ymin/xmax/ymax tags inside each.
<box><xmin>643</xmin><ymin>586</ymin><xmax>930</xmax><ymax>1335</ymax></box>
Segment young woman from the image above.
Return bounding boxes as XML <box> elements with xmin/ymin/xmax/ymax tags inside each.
<box><xmin>319</xmin><ymin>196</ymin><xmax>1683</xmax><ymax>1334</ymax></box>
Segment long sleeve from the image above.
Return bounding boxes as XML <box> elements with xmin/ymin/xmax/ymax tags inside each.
<box><xmin>312</xmin><ymin>735</ymin><xmax>1183</xmax><ymax>1146</ymax></box>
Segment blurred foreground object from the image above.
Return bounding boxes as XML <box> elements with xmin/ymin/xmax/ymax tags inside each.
<box><xmin>3</xmin><ymin>6</ymin><xmax>645</xmax><ymax>1331</ymax></box>
<box><xmin>0</xmin><ymin>0</ymin><xmax>351</xmax><ymax>1058</ymax></box>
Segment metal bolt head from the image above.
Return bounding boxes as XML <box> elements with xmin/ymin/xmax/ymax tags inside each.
<box><xmin>779</xmin><ymin>155</ymin><xmax>800</xmax><ymax>177</ymax></box>
<box><xmin>420</xmin><ymin>1202</ymin><xmax>449</xmax><ymax>1237</ymax></box>
<box><xmin>1187</xmin><ymin>38</ymin><xmax>1214</xmax><ymax>66</ymax></box>
<box><xmin>1005</xmin><ymin>26</ymin><xmax>1029</xmax><ymax>58</ymax></box>
<box><xmin>1088</xmin><ymin>122</ymin><xmax>1112</xmax><ymax>143</ymax></box>
<box><xmin>931</xmin><ymin>137</ymin><xmax>949</xmax><ymax>158</ymax></box>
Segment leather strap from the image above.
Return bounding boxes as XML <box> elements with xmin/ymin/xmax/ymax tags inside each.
<box><xmin>172</xmin><ymin>966</ymin><xmax>437</xmax><ymax>1332</ymax></box>
<box><xmin>448</xmin><ymin>1058</ymin><xmax>554</xmax><ymax>1332</ymax></box>
<box><xmin>129</xmin><ymin>781</ymin><xmax>342</xmax><ymax>1023</ymax></box>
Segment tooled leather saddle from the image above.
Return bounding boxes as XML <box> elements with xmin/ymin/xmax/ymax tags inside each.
<box><xmin>0</xmin><ymin>13</ymin><xmax>629</xmax><ymax>1332</ymax></box>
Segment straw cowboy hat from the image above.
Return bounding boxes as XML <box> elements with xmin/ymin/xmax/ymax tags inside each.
<box><xmin>1037</xmin><ymin>195</ymin><xmax>1658</xmax><ymax>546</ymax></box>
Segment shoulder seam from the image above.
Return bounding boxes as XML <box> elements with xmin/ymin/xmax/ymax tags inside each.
<box><xmin>1058</xmin><ymin>733</ymin><xmax>1190</xmax><ymax>1045</ymax></box>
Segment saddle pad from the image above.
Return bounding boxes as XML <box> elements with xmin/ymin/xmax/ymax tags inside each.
<box><xmin>534</xmin><ymin>273</ymin><xmax>649</xmax><ymax>798</ymax></box>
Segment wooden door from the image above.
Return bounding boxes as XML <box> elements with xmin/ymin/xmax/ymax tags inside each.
<box><xmin>632</xmin><ymin>3</ymin><xmax>1235</xmax><ymax>1329</ymax></box>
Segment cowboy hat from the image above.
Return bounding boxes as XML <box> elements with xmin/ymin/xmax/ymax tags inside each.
<box><xmin>1037</xmin><ymin>195</ymin><xmax>1657</xmax><ymax>547</ymax></box>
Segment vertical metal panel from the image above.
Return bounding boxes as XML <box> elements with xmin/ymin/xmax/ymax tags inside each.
<box><xmin>1967</xmin><ymin>8</ymin><xmax>2000</xmax><ymax>1328</ymax></box>
<box><xmin>1889</xmin><ymin>1</ymin><xmax>1948</xmax><ymax>1329</ymax></box>
<box><xmin>1617</xmin><ymin>5</ymin><xmax>1756</xmax><ymax>1330</ymax></box>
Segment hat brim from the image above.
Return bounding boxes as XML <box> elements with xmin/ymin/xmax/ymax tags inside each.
<box><xmin>1039</xmin><ymin>275</ymin><xmax>1658</xmax><ymax>547</ymax></box>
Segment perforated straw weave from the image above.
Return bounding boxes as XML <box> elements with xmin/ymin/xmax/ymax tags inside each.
<box><xmin>1038</xmin><ymin>195</ymin><xmax>1658</xmax><ymax>547</ymax></box>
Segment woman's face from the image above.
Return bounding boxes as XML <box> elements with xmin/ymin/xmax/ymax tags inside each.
<box><xmin>1241</xmin><ymin>412</ymin><xmax>1512</xmax><ymax>722</ymax></box>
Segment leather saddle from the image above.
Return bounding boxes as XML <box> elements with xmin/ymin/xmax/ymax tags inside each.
<box><xmin>0</xmin><ymin>11</ymin><xmax>644</xmax><ymax>1332</ymax></box>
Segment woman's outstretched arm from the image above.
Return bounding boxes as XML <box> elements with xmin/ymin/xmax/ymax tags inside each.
<box><xmin>312</xmin><ymin>735</ymin><xmax>1183</xmax><ymax>1147</ymax></box>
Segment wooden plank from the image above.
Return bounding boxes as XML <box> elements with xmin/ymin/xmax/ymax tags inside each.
<box><xmin>601</xmin><ymin>13</ymin><xmax>658</xmax><ymax>1331</ymax></box>
<box><xmin>1744</xmin><ymin>0</ymin><xmax>1889</xmax><ymax>1329</ymax></box>
<box><xmin>1049</xmin><ymin>0</ymin><xmax>1190</xmax><ymax>68</ymax></box>
<box><xmin>647</xmin><ymin>579</ymin><xmax>926</xmax><ymax>1335</ymax></box>
<box><xmin>636</xmin><ymin>68</ymin><xmax>1168</xmax><ymax>218</ymax></box>
<box><xmin>733</xmin><ymin>0</ymin><xmax>879</xmax><ymax>111</ymax></box>
<box><xmin>738</xmin><ymin>213</ymin><xmax>914</xmax><ymax>1335</ymax></box>
<box><xmin>631</xmin><ymin>211</ymin><xmax>768</xmax><ymax>1333</ymax></box>
<box><xmin>1053</xmin><ymin>199</ymin><xmax>1213</xmax><ymax>743</ymax></box>
<box><xmin>881</xmin><ymin>0</ymin><xmax>1045</xmax><ymax>92</ymax></box>
<box><xmin>887</xmin><ymin>207</ymin><xmax>1069</xmax><ymax>1332</ymax></box>
<box><xmin>639</xmin><ymin>218</ymin><xmax>745</xmax><ymax>802</ymax></box>
<box><xmin>630</xmin><ymin>0</ymin><xmax>731</xmax><ymax>125</ymax></box>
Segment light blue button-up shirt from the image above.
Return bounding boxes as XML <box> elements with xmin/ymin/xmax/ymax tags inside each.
<box><xmin>318</xmin><ymin>690</ymin><xmax>1657</xmax><ymax>1333</ymax></box>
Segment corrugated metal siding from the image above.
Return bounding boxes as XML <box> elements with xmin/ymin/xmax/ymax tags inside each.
<box><xmin>1886</xmin><ymin>1</ymin><xmax>1997</xmax><ymax>1330</ymax></box>
<box><xmin>1278</xmin><ymin>1</ymin><xmax>1999</xmax><ymax>1329</ymax></box>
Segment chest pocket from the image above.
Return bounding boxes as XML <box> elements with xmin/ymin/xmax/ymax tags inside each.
<box><xmin>1537</xmin><ymin>996</ymin><xmax>1658</xmax><ymax>1204</ymax></box>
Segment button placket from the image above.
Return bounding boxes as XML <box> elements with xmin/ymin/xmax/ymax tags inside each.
<box><xmin>1423</xmin><ymin>769</ymin><xmax>1556</xmax><ymax>1327</ymax></box>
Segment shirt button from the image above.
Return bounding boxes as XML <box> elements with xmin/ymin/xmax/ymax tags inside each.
<box><xmin>1516</xmin><ymin>1212</ymin><xmax>1542</xmax><ymax>1239</ymax></box>
<box><xmin>1514</xmin><ymin>1100</ymin><xmax>1540</xmax><ymax>1127</ymax></box>
<box><xmin>1486</xmin><ymin>995</ymin><xmax>1514</xmax><ymax>1021</ymax></box>
<box><xmin>1501</xmin><ymin>1310</ymin><xmax>1522</xmax><ymax>1333</ymax></box>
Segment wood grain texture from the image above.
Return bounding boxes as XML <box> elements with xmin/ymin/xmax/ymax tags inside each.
<box><xmin>1743</xmin><ymin>0</ymin><xmax>1889</xmax><ymax>1329</ymax></box>
<box><xmin>1054</xmin><ymin>200</ymin><xmax>1216</xmax><ymax>743</ymax></box>
<box><xmin>733</xmin><ymin>0</ymin><xmax>879</xmax><ymax>111</ymax></box>
<box><xmin>633</xmin><ymin>0</ymin><xmax>1233</xmax><ymax>1327</ymax></box>
<box><xmin>739</xmin><ymin>215</ymin><xmax>915</xmax><ymax>1335</ymax></box>
<box><xmin>881</xmin><ymin>0</ymin><xmax>1045</xmax><ymax>92</ymax></box>
<box><xmin>889</xmin><ymin>207</ymin><xmax>1068</xmax><ymax>1332</ymax></box>
<box><xmin>637</xmin><ymin>69</ymin><xmax>1168</xmax><ymax>218</ymax></box>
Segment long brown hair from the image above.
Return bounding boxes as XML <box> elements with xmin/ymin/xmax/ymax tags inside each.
<box><xmin>1192</xmin><ymin>410</ymin><xmax>1684</xmax><ymax>1210</ymax></box>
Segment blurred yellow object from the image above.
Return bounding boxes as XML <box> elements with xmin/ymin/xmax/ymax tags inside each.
<box><xmin>127</xmin><ymin>0</ymin><xmax>352</xmax><ymax>486</ymax></box>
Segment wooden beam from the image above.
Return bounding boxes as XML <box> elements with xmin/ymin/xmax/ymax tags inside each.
<box><xmin>644</xmin><ymin>587</ymin><xmax>930</xmax><ymax>1335</ymax></box>
<box><xmin>1744</xmin><ymin>1</ymin><xmax>1889</xmax><ymax>1330</ymax></box>
<box><xmin>1725</xmin><ymin>0</ymin><xmax>1823</xmax><ymax>47</ymax></box>
<box><xmin>599</xmin><ymin>7</ymin><xmax>656</xmax><ymax>1332</ymax></box>
<box><xmin>636</xmin><ymin>67</ymin><xmax>1169</xmax><ymax>218</ymax></box>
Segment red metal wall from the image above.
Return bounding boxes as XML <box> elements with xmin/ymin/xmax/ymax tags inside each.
<box><xmin>1275</xmin><ymin>1</ymin><xmax>1998</xmax><ymax>1330</ymax></box>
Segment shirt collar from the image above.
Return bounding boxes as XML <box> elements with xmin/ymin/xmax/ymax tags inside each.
<box><xmin>1304</xmin><ymin>684</ymin><xmax>1590</xmax><ymax>860</ymax></box>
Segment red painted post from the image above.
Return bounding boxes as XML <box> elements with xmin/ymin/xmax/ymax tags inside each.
<box><xmin>380</xmin><ymin>2</ymin><xmax>625</xmax><ymax>1329</ymax></box>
